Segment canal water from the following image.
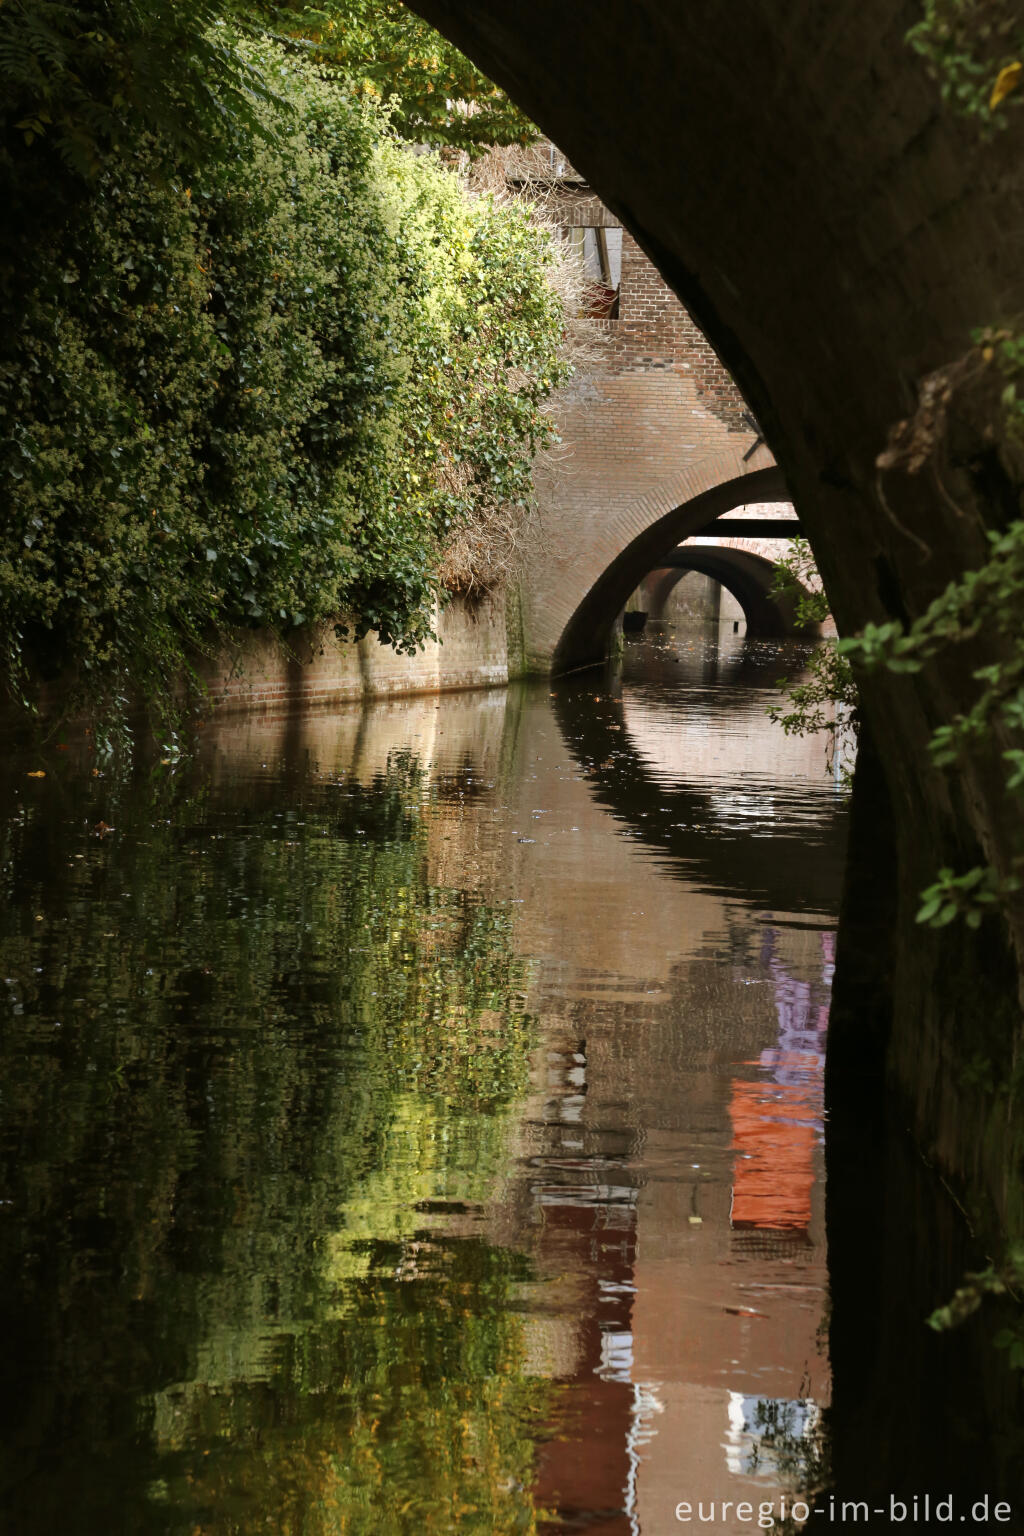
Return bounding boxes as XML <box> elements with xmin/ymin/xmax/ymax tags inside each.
<box><xmin>0</xmin><ymin>630</ymin><xmax>851</xmax><ymax>1534</ymax></box>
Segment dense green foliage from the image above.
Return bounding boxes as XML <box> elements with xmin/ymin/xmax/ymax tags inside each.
<box><xmin>0</xmin><ymin>0</ymin><xmax>529</xmax><ymax>203</ymax></box>
<box><xmin>0</xmin><ymin>0</ymin><xmax>274</xmax><ymax>174</ymax></box>
<box><xmin>0</xmin><ymin>0</ymin><xmax>284</xmax><ymax>326</ymax></box>
<box><xmin>0</xmin><ymin>37</ymin><xmax>566</xmax><ymax>718</ymax></box>
<box><xmin>262</xmin><ymin>0</ymin><xmax>536</xmax><ymax>152</ymax></box>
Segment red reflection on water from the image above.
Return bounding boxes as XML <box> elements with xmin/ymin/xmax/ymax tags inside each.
<box><xmin>531</xmin><ymin>1199</ymin><xmax>638</xmax><ymax>1536</ymax></box>
<box><xmin>730</xmin><ymin>931</ymin><xmax>833</xmax><ymax>1234</ymax></box>
<box><xmin>730</xmin><ymin>1075</ymin><xmax>819</xmax><ymax>1231</ymax></box>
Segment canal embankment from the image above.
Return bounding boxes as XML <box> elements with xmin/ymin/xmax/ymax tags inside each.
<box><xmin>196</xmin><ymin>588</ymin><xmax>517</xmax><ymax>716</ymax></box>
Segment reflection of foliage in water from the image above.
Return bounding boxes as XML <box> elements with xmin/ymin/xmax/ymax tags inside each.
<box><xmin>152</xmin><ymin>1240</ymin><xmax>551</xmax><ymax>1535</ymax></box>
<box><xmin>749</xmin><ymin>1396</ymin><xmax>831</xmax><ymax>1533</ymax></box>
<box><xmin>0</xmin><ymin>751</ymin><xmax>550</xmax><ymax>1534</ymax></box>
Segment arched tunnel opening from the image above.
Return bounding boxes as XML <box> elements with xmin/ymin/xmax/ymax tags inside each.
<box><xmin>551</xmin><ymin>478</ymin><xmax>820</xmax><ymax>672</ymax></box>
<box><xmin>639</xmin><ymin>565</ymin><xmax>750</xmax><ymax>637</ymax></box>
<box><xmin>629</xmin><ymin>545</ymin><xmax>820</xmax><ymax>641</ymax></box>
<box><xmin>550</xmin><ymin>469</ymin><xmax>797</xmax><ymax>673</ymax></box>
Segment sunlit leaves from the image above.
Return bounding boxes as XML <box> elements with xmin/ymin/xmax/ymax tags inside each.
<box><xmin>0</xmin><ymin>42</ymin><xmax>567</xmax><ymax>714</ymax></box>
<box><xmin>766</xmin><ymin>644</ymin><xmax>859</xmax><ymax>782</ymax></box>
<box><xmin>766</xmin><ymin>539</ymin><xmax>859</xmax><ymax>779</ymax></box>
<box><xmin>255</xmin><ymin>0</ymin><xmax>536</xmax><ymax>153</ymax></box>
<box><xmin>768</xmin><ymin>536</ymin><xmax>832</xmax><ymax>629</ymax></box>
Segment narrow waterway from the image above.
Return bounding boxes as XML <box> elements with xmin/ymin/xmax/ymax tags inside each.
<box><xmin>1</xmin><ymin>631</ymin><xmax>851</xmax><ymax>1534</ymax></box>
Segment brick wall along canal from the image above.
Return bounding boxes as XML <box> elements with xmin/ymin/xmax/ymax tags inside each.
<box><xmin>0</xmin><ymin>631</ymin><xmax>966</xmax><ymax>1533</ymax></box>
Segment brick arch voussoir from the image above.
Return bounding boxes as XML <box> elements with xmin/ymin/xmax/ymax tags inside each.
<box><xmin>552</xmin><ymin>440</ymin><xmax>787</xmax><ymax>671</ymax></box>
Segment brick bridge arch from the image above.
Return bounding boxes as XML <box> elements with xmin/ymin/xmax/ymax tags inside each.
<box><xmin>529</xmin><ymin>440</ymin><xmax>786</xmax><ymax>672</ymax></box>
<box><xmin>642</xmin><ymin>546</ymin><xmax>807</xmax><ymax>638</ymax></box>
<box><xmin>407</xmin><ymin>0</ymin><xmax>1024</xmax><ymax>1493</ymax></box>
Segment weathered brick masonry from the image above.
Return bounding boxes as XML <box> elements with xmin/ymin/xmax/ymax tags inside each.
<box><xmin>195</xmin><ymin>590</ymin><xmax>511</xmax><ymax>716</ymax></box>
<box><xmin>519</xmin><ymin>197</ymin><xmax>789</xmax><ymax>669</ymax></box>
<box><xmin>590</xmin><ymin>234</ymin><xmax>749</xmax><ymax>432</ymax></box>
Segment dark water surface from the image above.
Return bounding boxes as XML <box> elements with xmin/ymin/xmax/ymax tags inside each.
<box><xmin>1</xmin><ymin>633</ymin><xmax>855</xmax><ymax>1533</ymax></box>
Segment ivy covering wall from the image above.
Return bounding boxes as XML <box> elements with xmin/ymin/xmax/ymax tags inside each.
<box><xmin>0</xmin><ymin>36</ymin><xmax>567</xmax><ymax>717</ymax></box>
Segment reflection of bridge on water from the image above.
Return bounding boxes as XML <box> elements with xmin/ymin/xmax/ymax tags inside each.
<box><xmin>552</xmin><ymin>657</ymin><xmax>848</xmax><ymax>916</ymax></box>
<box><xmin>520</xmin><ymin>657</ymin><xmax>841</xmax><ymax>1529</ymax></box>
<box><xmin>229</xmin><ymin>674</ymin><xmax>841</xmax><ymax>1531</ymax></box>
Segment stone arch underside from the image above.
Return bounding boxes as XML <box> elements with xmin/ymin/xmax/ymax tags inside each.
<box><xmin>644</xmin><ymin>547</ymin><xmax>804</xmax><ymax>637</ymax></box>
<box><xmin>407</xmin><ymin>0</ymin><xmax>1024</xmax><ymax>1220</ymax></box>
<box><xmin>406</xmin><ymin>0</ymin><xmax>1024</xmax><ymax>1500</ymax></box>
<box><xmin>549</xmin><ymin>449</ymin><xmax>786</xmax><ymax>671</ymax></box>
